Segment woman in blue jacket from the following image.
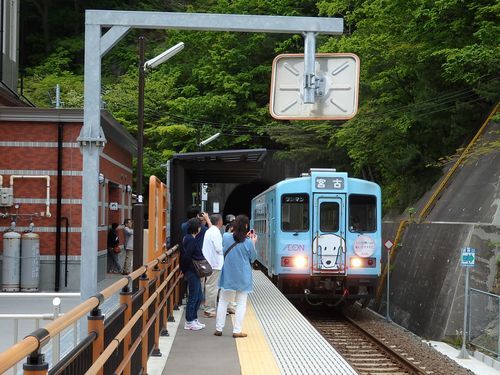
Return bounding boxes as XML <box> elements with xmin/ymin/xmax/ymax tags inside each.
<box><xmin>181</xmin><ymin>217</ymin><xmax>207</xmax><ymax>331</ymax></box>
<box><xmin>214</xmin><ymin>215</ymin><xmax>257</xmax><ymax>338</ymax></box>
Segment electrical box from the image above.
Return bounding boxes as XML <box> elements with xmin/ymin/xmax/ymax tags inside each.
<box><xmin>0</xmin><ymin>188</ymin><xmax>14</xmax><ymax>207</ymax></box>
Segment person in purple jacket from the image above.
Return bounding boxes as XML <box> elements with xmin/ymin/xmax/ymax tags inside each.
<box><xmin>181</xmin><ymin>217</ymin><xmax>207</xmax><ymax>331</ymax></box>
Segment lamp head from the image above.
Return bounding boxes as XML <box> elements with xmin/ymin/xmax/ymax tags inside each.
<box><xmin>144</xmin><ymin>42</ymin><xmax>185</xmax><ymax>70</ymax></box>
<box><xmin>198</xmin><ymin>132</ymin><xmax>221</xmax><ymax>147</ymax></box>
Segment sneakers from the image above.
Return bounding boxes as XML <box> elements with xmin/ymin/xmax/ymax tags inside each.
<box><xmin>214</xmin><ymin>330</ymin><xmax>222</xmax><ymax>336</ymax></box>
<box><xmin>204</xmin><ymin>311</ymin><xmax>216</xmax><ymax>318</ymax></box>
<box><xmin>194</xmin><ymin>319</ymin><xmax>206</xmax><ymax>328</ymax></box>
<box><xmin>184</xmin><ymin>321</ymin><xmax>204</xmax><ymax>330</ymax></box>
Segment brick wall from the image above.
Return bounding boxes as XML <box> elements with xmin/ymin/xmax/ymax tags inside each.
<box><xmin>0</xmin><ymin>120</ymin><xmax>133</xmax><ymax>256</ymax></box>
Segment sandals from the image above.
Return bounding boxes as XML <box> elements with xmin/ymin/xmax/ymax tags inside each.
<box><xmin>214</xmin><ymin>331</ymin><xmax>222</xmax><ymax>336</ymax></box>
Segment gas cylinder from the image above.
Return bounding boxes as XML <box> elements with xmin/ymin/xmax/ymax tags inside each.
<box><xmin>21</xmin><ymin>232</ymin><xmax>40</xmax><ymax>292</ymax></box>
<box><xmin>2</xmin><ymin>231</ymin><xmax>21</xmax><ymax>292</ymax></box>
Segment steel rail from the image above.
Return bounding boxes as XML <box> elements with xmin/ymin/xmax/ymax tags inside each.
<box><xmin>343</xmin><ymin>315</ymin><xmax>426</xmax><ymax>375</ymax></box>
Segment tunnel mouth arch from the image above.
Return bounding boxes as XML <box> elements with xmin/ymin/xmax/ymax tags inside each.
<box><xmin>223</xmin><ymin>178</ymin><xmax>273</xmax><ymax>219</ymax></box>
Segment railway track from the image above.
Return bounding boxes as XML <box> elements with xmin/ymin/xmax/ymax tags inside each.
<box><xmin>311</xmin><ymin>316</ymin><xmax>428</xmax><ymax>375</ymax></box>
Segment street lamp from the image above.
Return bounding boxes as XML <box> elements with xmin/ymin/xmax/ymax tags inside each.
<box><xmin>133</xmin><ymin>37</ymin><xmax>184</xmax><ymax>274</ymax></box>
<box><xmin>198</xmin><ymin>132</ymin><xmax>221</xmax><ymax>211</ymax></box>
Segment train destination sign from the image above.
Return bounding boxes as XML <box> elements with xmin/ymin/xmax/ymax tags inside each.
<box><xmin>461</xmin><ymin>247</ymin><xmax>475</xmax><ymax>267</ymax></box>
<box><xmin>315</xmin><ymin>177</ymin><xmax>344</xmax><ymax>190</ymax></box>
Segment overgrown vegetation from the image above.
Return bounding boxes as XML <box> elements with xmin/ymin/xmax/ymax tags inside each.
<box><xmin>20</xmin><ymin>0</ymin><xmax>499</xmax><ymax>210</ymax></box>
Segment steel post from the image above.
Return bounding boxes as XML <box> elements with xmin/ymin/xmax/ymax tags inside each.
<box><xmin>303</xmin><ymin>32</ymin><xmax>316</xmax><ymax>104</ymax></box>
<box><xmin>386</xmin><ymin>248</ymin><xmax>391</xmax><ymax>322</ymax></box>
<box><xmin>133</xmin><ymin>36</ymin><xmax>145</xmax><ymax>275</ymax></box>
<box><xmin>458</xmin><ymin>267</ymin><xmax>470</xmax><ymax>359</ymax></box>
<box><xmin>80</xmin><ymin>22</ymin><xmax>105</xmax><ymax>337</ymax></box>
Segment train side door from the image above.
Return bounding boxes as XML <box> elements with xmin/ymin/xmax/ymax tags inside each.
<box><xmin>312</xmin><ymin>195</ymin><xmax>346</xmax><ymax>274</ymax></box>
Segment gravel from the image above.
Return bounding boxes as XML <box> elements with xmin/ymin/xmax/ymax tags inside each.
<box><xmin>344</xmin><ymin>305</ymin><xmax>475</xmax><ymax>375</ymax></box>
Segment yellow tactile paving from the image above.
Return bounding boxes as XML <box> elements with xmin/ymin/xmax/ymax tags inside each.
<box><xmin>232</xmin><ymin>300</ymin><xmax>281</xmax><ymax>375</ymax></box>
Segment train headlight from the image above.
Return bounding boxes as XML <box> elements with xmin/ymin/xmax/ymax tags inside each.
<box><xmin>281</xmin><ymin>256</ymin><xmax>308</xmax><ymax>268</ymax></box>
<box><xmin>350</xmin><ymin>257</ymin><xmax>363</xmax><ymax>268</ymax></box>
<box><xmin>292</xmin><ymin>256</ymin><xmax>308</xmax><ymax>268</ymax></box>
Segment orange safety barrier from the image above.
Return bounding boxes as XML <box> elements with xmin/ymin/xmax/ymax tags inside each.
<box><xmin>148</xmin><ymin>176</ymin><xmax>169</xmax><ymax>263</ymax></box>
<box><xmin>0</xmin><ymin>245</ymin><xmax>182</xmax><ymax>375</ymax></box>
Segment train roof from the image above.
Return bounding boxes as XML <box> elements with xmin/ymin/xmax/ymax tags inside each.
<box><xmin>253</xmin><ymin>169</ymin><xmax>380</xmax><ymax>201</ymax></box>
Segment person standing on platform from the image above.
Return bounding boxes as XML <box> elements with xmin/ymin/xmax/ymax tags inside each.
<box><xmin>214</xmin><ymin>215</ymin><xmax>257</xmax><ymax>338</ymax></box>
<box><xmin>107</xmin><ymin>223</ymin><xmax>122</xmax><ymax>274</ymax></box>
<box><xmin>122</xmin><ymin>218</ymin><xmax>134</xmax><ymax>275</ymax></box>
<box><xmin>202</xmin><ymin>214</ymin><xmax>224</xmax><ymax>318</ymax></box>
<box><xmin>181</xmin><ymin>217</ymin><xmax>207</xmax><ymax>330</ymax></box>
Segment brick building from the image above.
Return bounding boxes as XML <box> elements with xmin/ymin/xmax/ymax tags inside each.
<box><xmin>0</xmin><ymin>107</ymin><xmax>136</xmax><ymax>291</ymax></box>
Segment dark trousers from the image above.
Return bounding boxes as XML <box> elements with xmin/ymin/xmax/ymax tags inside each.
<box><xmin>185</xmin><ymin>270</ymin><xmax>203</xmax><ymax>322</ymax></box>
<box><xmin>107</xmin><ymin>248</ymin><xmax>122</xmax><ymax>272</ymax></box>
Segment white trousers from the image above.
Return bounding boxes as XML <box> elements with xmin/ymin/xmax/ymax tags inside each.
<box><xmin>203</xmin><ymin>269</ymin><xmax>221</xmax><ymax>313</ymax></box>
<box><xmin>216</xmin><ymin>289</ymin><xmax>248</xmax><ymax>334</ymax></box>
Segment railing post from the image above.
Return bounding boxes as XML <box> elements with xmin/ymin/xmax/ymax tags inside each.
<box><xmin>52</xmin><ymin>299</ymin><xmax>61</xmax><ymax>367</ymax></box>
<box><xmin>120</xmin><ymin>284</ymin><xmax>133</xmax><ymax>375</ymax></box>
<box><xmin>139</xmin><ymin>272</ymin><xmax>150</xmax><ymax>374</ymax></box>
<box><xmin>88</xmin><ymin>306</ymin><xmax>104</xmax><ymax>375</ymax></box>
<box><xmin>23</xmin><ymin>350</ymin><xmax>48</xmax><ymax>375</ymax></box>
<box><xmin>151</xmin><ymin>265</ymin><xmax>162</xmax><ymax>356</ymax></box>
<box><xmin>168</xmin><ymin>256</ymin><xmax>176</xmax><ymax>322</ymax></box>
<box><xmin>160</xmin><ymin>258</ymin><xmax>170</xmax><ymax>336</ymax></box>
<box><xmin>174</xmin><ymin>253</ymin><xmax>181</xmax><ymax>311</ymax></box>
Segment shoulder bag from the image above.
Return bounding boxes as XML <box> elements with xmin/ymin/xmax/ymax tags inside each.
<box><xmin>192</xmin><ymin>258</ymin><xmax>213</xmax><ymax>278</ymax></box>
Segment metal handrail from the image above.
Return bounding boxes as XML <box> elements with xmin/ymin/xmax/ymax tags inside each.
<box><xmin>0</xmin><ymin>244</ymin><xmax>179</xmax><ymax>374</ymax></box>
<box><xmin>419</xmin><ymin>102</ymin><xmax>499</xmax><ymax>221</ymax></box>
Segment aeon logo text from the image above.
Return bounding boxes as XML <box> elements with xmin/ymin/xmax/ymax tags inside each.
<box><xmin>283</xmin><ymin>244</ymin><xmax>305</xmax><ymax>252</ymax></box>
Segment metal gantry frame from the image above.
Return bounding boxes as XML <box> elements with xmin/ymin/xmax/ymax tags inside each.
<box><xmin>79</xmin><ymin>10</ymin><xmax>343</xmax><ymax>301</ymax></box>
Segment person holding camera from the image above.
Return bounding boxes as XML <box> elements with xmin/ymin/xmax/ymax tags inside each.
<box><xmin>181</xmin><ymin>217</ymin><xmax>207</xmax><ymax>331</ymax></box>
<box><xmin>214</xmin><ymin>215</ymin><xmax>257</xmax><ymax>338</ymax></box>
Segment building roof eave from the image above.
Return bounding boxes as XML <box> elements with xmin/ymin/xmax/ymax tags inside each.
<box><xmin>0</xmin><ymin>107</ymin><xmax>137</xmax><ymax>154</ymax></box>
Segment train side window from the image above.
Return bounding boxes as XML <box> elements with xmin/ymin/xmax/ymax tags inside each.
<box><xmin>281</xmin><ymin>194</ymin><xmax>309</xmax><ymax>232</ymax></box>
<box><xmin>320</xmin><ymin>202</ymin><xmax>339</xmax><ymax>232</ymax></box>
<box><xmin>349</xmin><ymin>194</ymin><xmax>376</xmax><ymax>232</ymax></box>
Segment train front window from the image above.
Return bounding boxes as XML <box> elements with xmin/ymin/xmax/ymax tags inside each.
<box><xmin>281</xmin><ymin>194</ymin><xmax>309</xmax><ymax>232</ymax></box>
<box><xmin>320</xmin><ymin>202</ymin><xmax>339</xmax><ymax>232</ymax></box>
<box><xmin>349</xmin><ymin>194</ymin><xmax>376</xmax><ymax>232</ymax></box>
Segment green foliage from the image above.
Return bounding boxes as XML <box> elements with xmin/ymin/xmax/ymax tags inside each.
<box><xmin>19</xmin><ymin>0</ymin><xmax>498</xmax><ymax>210</ymax></box>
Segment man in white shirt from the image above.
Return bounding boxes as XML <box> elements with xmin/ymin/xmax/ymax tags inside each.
<box><xmin>202</xmin><ymin>214</ymin><xmax>224</xmax><ymax>317</ymax></box>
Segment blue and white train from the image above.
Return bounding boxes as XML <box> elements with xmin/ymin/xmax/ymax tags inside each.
<box><xmin>251</xmin><ymin>168</ymin><xmax>381</xmax><ymax>306</ymax></box>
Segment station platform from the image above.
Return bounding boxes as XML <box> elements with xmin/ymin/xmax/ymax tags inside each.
<box><xmin>149</xmin><ymin>270</ymin><xmax>357</xmax><ymax>375</ymax></box>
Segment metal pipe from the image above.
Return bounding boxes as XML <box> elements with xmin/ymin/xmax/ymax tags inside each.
<box><xmin>9</xmin><ymin>175</ymin><xmax>51</xmax><ymax>218</ymax></box>
<box><xmin>55</xmin><ymin>122</ymin><xmax>64</xmax><ymax>291</ymax></box>
<box><xmin>62</xmin><ymin>217</ymin><xmax>69</xmax><ymax>287</ymax></box>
